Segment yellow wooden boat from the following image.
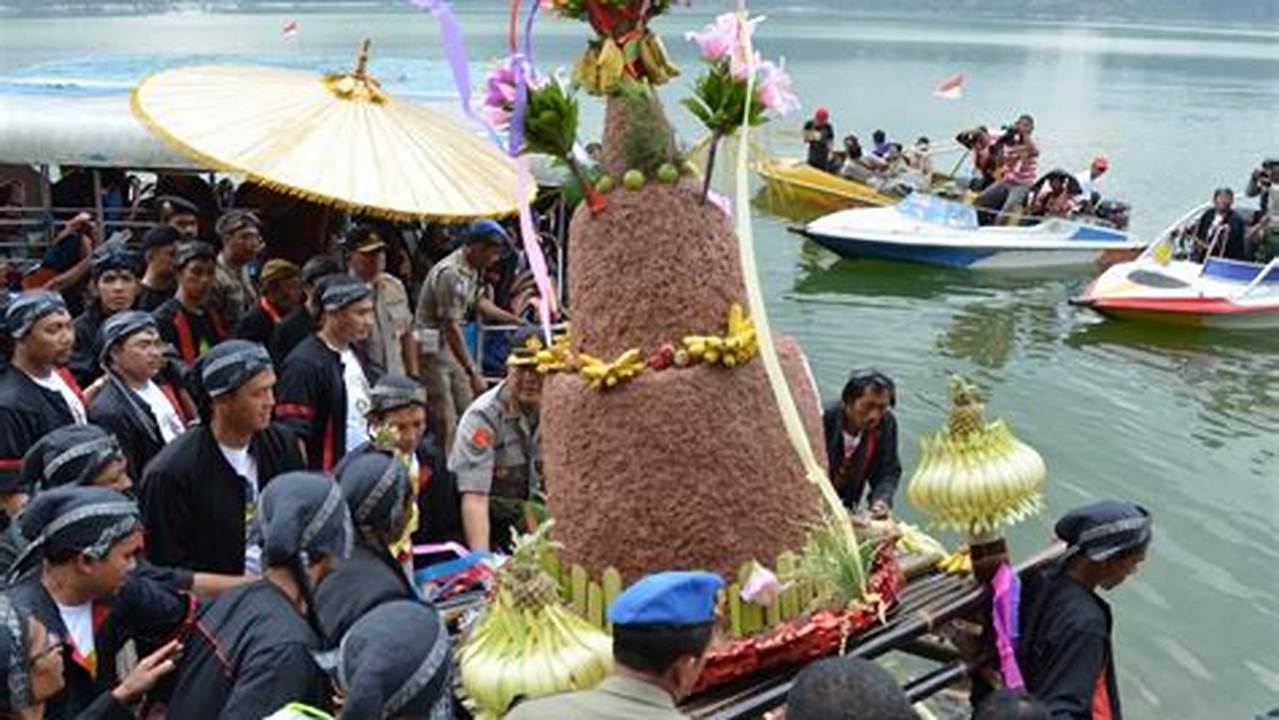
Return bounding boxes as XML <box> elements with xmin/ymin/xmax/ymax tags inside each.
<box><xmin>755</xmin><ymin>156</ymin><xmax>898</xmax><ymax>217</ymax></box>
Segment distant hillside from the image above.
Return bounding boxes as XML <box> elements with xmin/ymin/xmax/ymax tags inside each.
<box><xmin>2</xmin><ymin>0</ymin><xmax>1276</xmax><ymax>24</ymax></box>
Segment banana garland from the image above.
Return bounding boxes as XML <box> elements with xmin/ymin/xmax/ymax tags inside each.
<box><xmin>573</xmin><ymin>32</ymin><xmax>680</xmax><ymax>95</ymax></box>
<box><xmin>532</xmin><ymin>304</ymin><xmax>760</xmax><ymax>391</ymax></box>
<box><xmin>906</xmin><ymin>377</ymin><xmax>1047</xmax><ymax>537</ymax></box>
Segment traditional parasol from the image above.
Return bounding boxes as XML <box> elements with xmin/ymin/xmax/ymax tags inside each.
<box><xmin>130</xmin><ymin>40</ymin><xmax>523</xmax><ymax>221</ymax></box>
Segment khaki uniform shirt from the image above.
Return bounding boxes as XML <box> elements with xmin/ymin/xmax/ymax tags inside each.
<box><xmin>211</xmin><ymin>254</ymin><xmax>258</xmax><ymax>327</ymax></box>
<box><xmin>363</xmin><ymin>272</ymin><xmax>413</xmax><ymax>376</ymax></box>
<box><xmin>449</xmin><ymin>381</ymin><xmax>540</xmax><ymax>500</ymax></box>
<box><xmin>415</xmin><ymin>247</ymin><xmax>481</xmax><ymax>353</ymax></box>
<box><xmin>506</xmin><ymin>676</ymin><xmax>688</xmax><ymax>720</ymax></box>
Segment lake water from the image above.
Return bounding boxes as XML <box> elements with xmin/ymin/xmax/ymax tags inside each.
<box><xmin>2</xmin><ymin>4</ymin><xmax>1277</xmax><ymax>716</ymax></box>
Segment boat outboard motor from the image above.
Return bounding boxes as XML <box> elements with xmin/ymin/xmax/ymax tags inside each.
<box><xmin>1096</xmin><ymin>200</ymin><xmax>1131</xmax><ymax>231</ymax></box>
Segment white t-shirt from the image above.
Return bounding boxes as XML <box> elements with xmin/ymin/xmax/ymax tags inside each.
<box><xmin>219</xmin><ymin>442</ymin><xmax>262</xmax><ymax>576</ymax></box>
<box><xmin>338</xmin><ymin>347</ymin><xmax>371</xmax><ymax>454</ymax></box>
<box><xmin>842</xmin><ymin>430</ymin><xmax>863</xmax><ymax>460</ymax></box>
<box><xmin>136</xmin><ymin>380</ymin><xmax>186</xmax><ymax>442</ymax></box>
<box><xmin>29</xmin><ymin>370</ymin><xmax>87</xmax><ymax>424</ymax></box>
<box><xmin>56</xmin><ymin>601</ymin><xmax>95</xmax><ymax>666</ymax></box>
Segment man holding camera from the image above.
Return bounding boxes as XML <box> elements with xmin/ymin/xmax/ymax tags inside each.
<box><xmin>1246</xmin><ymin>159</ymin><xmax>1278</xmax><ymax>262</ymax></box>
<box><xmin>975</xmin><ymin>114</ymin><xmax>1040</xmax><ymax>226</ymax></box>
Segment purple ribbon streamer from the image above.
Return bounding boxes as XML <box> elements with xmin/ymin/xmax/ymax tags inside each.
<box><xmin>405</xmin><ymin>0</ymin><xmax>503</xmax><ymax>147</ymax></box>
<box><xmin>991</xmin><ymin>561</ymin><xmax>1026</xmax><ymax>689</ymax></box>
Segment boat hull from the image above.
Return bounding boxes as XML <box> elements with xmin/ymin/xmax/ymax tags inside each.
<box><xmin>804</xmin><ymin>231</ymin><xmax>1115</xmax><ymax>270</ymax></box>
<box><xmin>1075</xmin><ymin>257</ymin><xmax>1279</xmax><ymax>329</ymax></box>
<box><xmin>757</xmin><ymin>159</ymin><xmax>897</xmax><ymax>215</ymax></box>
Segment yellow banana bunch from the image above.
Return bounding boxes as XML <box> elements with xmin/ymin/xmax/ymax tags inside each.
<box><xmin>534</xmin><ymin>328</ymin><xmax>573</xmax><ymax>374</ymax></box>
<box><xmin>907</xmin><ymin>377</ymin><xmax>1046</xmax><ymax>538</ymax></box>
<box><xmin>637</xmin><ymin>32</ymin><xmax>680</xmax><ymax>86</ymax></box>
<box><xmin>596</xmin><ymin>38</ymin><xmax>626</xmax><ymax>95</ymax></box>
<box><xmin>678</xmin><ymin>303</ymin><xmax>759</xmax><ymax>369</ymax></box>
<box><xmin>578</xmin><ymin>348</ymin><xmax>645</xmax><ymax>390</ymax></box>
<box><xmin>573</xmin><ymin>46</ymin><xmax>601</xmax><ymax>93</ymax></box>
<box><xmin>894</xmin><ymin>521</ymin><xmax>948</xmax><ymax>558</ymax></box>
<box><xmin>938</xmin><ymin>548</ymin><xmax>973</xmax><ymax>575</ymax></box>
<box><xmin>459</xmin><ymin>523</ymin><xmax>613</xmax><ymax>719</ymax></box>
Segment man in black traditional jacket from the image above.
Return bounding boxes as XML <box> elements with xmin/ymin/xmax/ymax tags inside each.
<box><xmin>0</xmin><ymin>291</ymin><xmax>86</xmax><ymax>490</ymax></box>
<box><xmin>4</xmin><ymin>487</ymin><xmax>193</xmax><ymax>720</ymax></box>
<box><xmin>165</xmin><ymin>472</ymin><xmax>350</xmax><ymax>720</ymax></box>
<box><xmin>87</xmin><ymin>311</ymin><xmax>190</xmax><ymax>478</ymax></box>
<box><xmin>275</xmin><ymin>275</ymin><xmax>377</xmax><ymax>473</ymax></box>
<box><xmin>139</xmin><ymin>340</ymin><xmax>303</xmax><ymax>577</ymax></box>
<box><xmin>68</xmin><ymin>243</ymin><xmax>142</xmax><ymax>388</ymax></box>
<box><xmin>315</xmin><ymin>450</ymin><xmax>418</xmax><ymax>646</ymax></box>
<box><xmin>1019</xmin><ymin>500</ymin><xmax>1152</xmax><ymax>720</ymax></box>
<box><xmin>822</xmin><ymin>368</ymin><xmax>902</xmax><ymax>519</ymax></box>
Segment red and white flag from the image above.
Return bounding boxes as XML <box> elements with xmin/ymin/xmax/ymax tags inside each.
<box><xmin>934</xmin><ymin>73</ymin><xmax>964</xmax><ymax>100</ymax></box>
<box><xmin>281</xmin><ymin>20</ymin><xmax>299</xmax><ymax>38</ymax></box>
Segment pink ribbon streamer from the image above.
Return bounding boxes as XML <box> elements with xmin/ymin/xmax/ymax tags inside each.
<box><xmin>991</xmin><ymin>561</ymin><xmax>1026</xmax><ymax>689</ymax></box>
<box><xmin>404</xmin><ymin>0</ymin><xmax>503</xmax><ymax>148</ymax></box>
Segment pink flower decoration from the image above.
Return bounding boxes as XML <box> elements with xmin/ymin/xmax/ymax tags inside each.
<box><xmin>480</xmin><ymin>55</ymin><xmax>548</xmax><ymax>132</ymax></box>
<box><xmin>687</xmin><ymin>12</ymin><xmax>764</xmax><ymax>64</ymax></box>
<box><xmin>756</xmin><ymin>59</ymin><xmax>800</xmax><ymax>117</ymax></box>
<box><xmin>740</xmin><ymin>563</ymin><xmax>786</xmax><ymax>607</ymax></box>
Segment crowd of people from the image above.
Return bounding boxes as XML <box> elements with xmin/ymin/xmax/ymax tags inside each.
<box><xmin>0</xmin><ymin>191</ymin><xmax>1160</xmax><ymax>719</ymax></box>
<box><xmin>802</xmin><ymin>109</ymin><xmax>1129</xmax><ymax>229</ymax></box>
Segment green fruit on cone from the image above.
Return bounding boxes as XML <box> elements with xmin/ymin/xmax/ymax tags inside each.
<box><xmin>657</xmin><ymin>163</ymin><xmax>679</xmax><ymax>184</ymax></box>
<box><xmin>595</xmin><ymin>175</ymin><xmax>615</xmax><ymax>194</ymax></box>
<box><xmin>623</xmin><ymin>169</ymin><xmax>645</xmax><ymax>191</ymax></box>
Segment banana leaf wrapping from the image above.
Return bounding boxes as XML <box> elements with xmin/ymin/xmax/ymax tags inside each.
<box><xmin>691</xmin><ymin>541</ymin><xmax>905</xmax><ymax>693</ymax></box>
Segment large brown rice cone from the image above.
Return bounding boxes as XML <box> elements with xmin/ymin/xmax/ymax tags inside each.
<box><xmin>542</xmin><ymin>336</ymin><xmax>826</xmax><ymax>581</ymax></box>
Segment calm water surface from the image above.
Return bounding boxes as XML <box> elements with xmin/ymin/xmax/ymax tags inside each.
<box><xmin>2</xmin><ymin>5</ymin><xmax>1277</xmax><ymax>716</ymax></box>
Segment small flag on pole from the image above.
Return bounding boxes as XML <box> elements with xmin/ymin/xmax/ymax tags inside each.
<box><xmin>934</xmin><ymin>73</ymin><xmax>964</xmax><ymax>100</ymax></box>
<box><xmin>282</xmin><ymin>20</ymin><xmax>299</xmax><ymax>38</ymax></box>
<box><xmin>1151</xmin><ymin>235</ymin><xmax>1174</xmax><ymax>266</ymax></box>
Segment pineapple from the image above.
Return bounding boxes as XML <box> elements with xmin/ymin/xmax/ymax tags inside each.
<box><xmin>947</xmin><ymin>376</ymin><xmax>987</xmax><ymax>439</ymax></box>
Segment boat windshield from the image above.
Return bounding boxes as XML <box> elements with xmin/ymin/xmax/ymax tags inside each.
<box><xmin>898</xmin><ymin>193</ymin><xmax>978</xmax><ymax>228</ymax></box>
<box><xmin>1201</xmin><ymin>257</ymin><xmax>1279</xmax><ymax>283</ymax></box>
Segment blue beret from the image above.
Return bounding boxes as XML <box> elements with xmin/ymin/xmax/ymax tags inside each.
<box><xmin>464</xmin><ymin>219</ymin><xmax>511</xmax><ymax>247</ymax></box>
<box><xmin>607</xmin><ymin>571</ymin><xmax>724</xmax><ymax>627</ymax></box>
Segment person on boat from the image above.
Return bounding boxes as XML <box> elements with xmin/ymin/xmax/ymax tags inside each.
<box><xmin>451</xmin><ymin>327</ymin><xmax>543</xmax><ymax>554</ymax></box>
<box><xmin>3</xmin><ymin>486</ymin><xmax>193</xmax><ymax>720</ymax></box>
<box><xmin>904</xmin><ymin>136</ymin><xmax>934</xmax><ymax>176</ymax></box>
<box><xmin>275</xmin><ymin>276</ymin><xmax>377</xmax><ymax>473</ymax></box>
<box><xmin>957</xmin><ymin>125</ymin><xmax>998</xmax><ymax>191</ymax></box>
<box><xmin>976</xmin><ymin>115</ymin><xmax>1040</xmax><ymax>226</ymax></box>
<box><xmin>234</xmin><ymin>258</ymin><xmax>302</xmax><ymax>350</ymax></box>
<box><xmin>415</xmin><ymin>220</ymin><xmax>519</xmax><ymax>457</ymax></box>
<box><xmin>165</xmin><ymin>472</ymin><xmax>351</xmax><ymax>720</ymax></box>
<box><xmin>136</xmin><ymin>225</ymin><xmax>181</xmax><ymax>312</ymax></box>
<box><xmin>314</xmin><ymin>451</ymin><xmax>417</xmax><ymax>646</ymax></box>
<box><xmin>1246</xmin><ymin>159</ymin><xmax>1279</xmax><ymax>262</ymax></box>
<box><xmin>0</xmin><ymin>291</ymin><xmax>86</xmax><ymax>494</ymax></box>
<box><xmin>208</xmin><ymin>210</ymin><xmax>264</xmax><ymax>329</ymax></box>
<box><xmin>1030</xmin><ymin>175</ymin><xmax>1079</xmax><ymax>220</ymax></box>
<box><xmin>152</xmin><ymin>241</ymin><xmax>228</xmax><ymax>368</ymax></box>
<box><xmin>803</xmin><ymin>108</ymin><xmax>835</xmax><ymax>170</ymax></box>
<box><xmin>0</xmin><ymin>587</ymin><xmax>185</xmax><ymax>720</ymax></box>
<box><xmin>68</xmin><ymin>243</ymin><xmax>142</xmax><ymax>388</ymax></box>
<box><xmin>784</xmin><ymin>656</ymin><xmax>914</xmax><ymax>720</ymax></box>
<box><xmin>506</xmin><ymin>571</ymin><xmax>723</xmax><ymax>720</ymax></box>
<box><xmin>140</xmin><ymin>339</ymin><xmax>304</xmax><ymax>577</ymax></box>
<box><xmin>837</xmin><ymin>135</ymin><xmax>876</xmax><ymax>184</ymax></box>
<box><xmin>1188</xmin><ymin>188</ymin><xmax>1248</xmax><ymax>262</ymax></box>
<box><xmin>1074</xmin><ymin>156</ymin><xmax>1109</xmax><ymax>214</ymax></box>
<box><xmin>345</xmin><ymin>225</ymin><xmax>418</xmax><ymax>379</ymax></box>
<box><xmin>155</xmin><ymin>194</ymin><xmax>200</xmax><ymax>243</ymax></box>
<box><xmin>1018</xmin><ymin>499</ymin><xmax>1151</xmax><ymax>720</ymax></box>
<box><xmin>270</xmin><ymin>256</ymin><xmax>341</xmax><ymax>367</ymax></box>
<box><xmin>86</xmin><ymin>311</ymin><xmax>189</xmax><ymax>483</ymax></box>
<box><xmin>822</xmin><ymin>369</ymin><xmax>901</xmax><ymax>520</ymax></box>
<box><xmin>870</xmin><ymin>129</ymin><xmax>893</xmax><ymax>161</ymax></box>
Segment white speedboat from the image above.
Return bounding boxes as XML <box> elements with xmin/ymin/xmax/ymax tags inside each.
<box><xmin>796</xmin><ymin>194</ymin><xmax>1144</xmax><ymax>270</ymax></box>
<box><xmin>1073</xmin><ymin>206</ymin><xmax>1279</xmax><ymax>329</ymax></box>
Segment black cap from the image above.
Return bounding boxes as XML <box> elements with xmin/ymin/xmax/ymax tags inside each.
<box><xmin>173</xmin><ymin>241</ymin><xmax>217</xmax><ymax>269</ymax></box>
<box><xmin>155</xmin><ymin>195</ymin><xmax>198</xmax><ymax>219</ymax></box>
<box><xmin>140</xmin><ymin>225</ymin><xmax>182</xmax><ymax>254</ymax></box>
<box><xmin>344</xmin><ymin>225</ymin><xmax>388</xmax><ymax>254</ymax></box>
<box><xmin>302</xmin><ymin>255</ymin><xmax>342</xmax><ymax>286</ymax></box>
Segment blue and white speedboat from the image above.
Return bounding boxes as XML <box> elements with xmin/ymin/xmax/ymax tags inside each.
<box><xmin>796</xmin><ymin>194</ymin><xmax>1145</xmax><ymax>270</ymax></box>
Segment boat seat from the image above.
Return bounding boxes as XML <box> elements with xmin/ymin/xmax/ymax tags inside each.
<box><xmin>1127</xmin><ymin>269</ymin><xmax>1189</xmax><ymax>289</ymax></box>
<box><xmin>1201</xmin><ymin>257</ymin><xmax>1268</xmax><ymax>282</ymax></box>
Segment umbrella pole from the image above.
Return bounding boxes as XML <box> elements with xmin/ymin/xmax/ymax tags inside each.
<box><xmin>353</xmin><ymin>38</ymin><xmax>372</xmax><ymax>78</ymax></box>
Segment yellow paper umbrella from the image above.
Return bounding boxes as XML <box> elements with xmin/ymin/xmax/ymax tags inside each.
<box><xmin>131</xmin><ymin>41</ymin><xmax>522</xmax><ymax>221</ymax></box>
